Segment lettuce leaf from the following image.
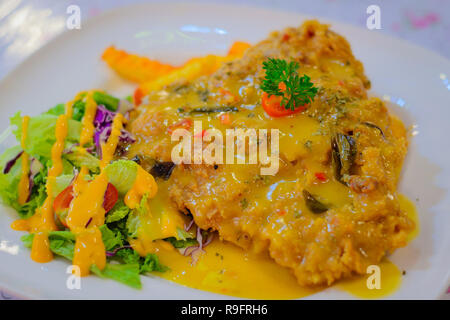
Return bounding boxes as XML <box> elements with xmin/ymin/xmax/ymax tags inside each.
<box><xmin>92</xmin><ymin>92</ymin><xmax>119</xmax><ymax>112</ymax></box>
<box><xmin>126</xmin><ymin>210</ymin><xmax>141</xmax><ymax>239</ymax></box>
<box><xmin>0</xmin><ymin>146</ymin><xmax>22</xmax><ymax>208</ymax></box>
<box><xmin>21</xmin><ymin>231</ymin><xmax>76</xmax><ymax>260</ymax></box>
<box><xmin>64</xmin><ymin>149</ymin><xmax>100</xmax><ymax>172</ymax></box>
<box><xmin>0</xmin><ymin>147</ymin><xmax>48</xmax><ymax>218</ymax></box>
<box><xmin>20</xmin><ymin>226</ymin><xmax>167</xmax><ymax>289</ymax></box>
<box><xmin>91</xmin><ymin>263</ymin><xmax>141</xmax><ymax>289</ymax></box>
<box><xmin>52</xmin><ymin>174</ymin><xmax>74</xmax><ymax>197</ymax></box>
<box><xmin>164</xmin><ymin>237</ymin><xmax>198</xmax><ymax>249</ymax></box>
<box><xmin>104</xmin><ymin>159</ymin><xmax>138</xmax><ymax>195</ymax></box>
<box><xmin>45</xmin><ymin>103</ymin><xmax>65</xmax><ymax>116</ymax></box>
<box><xmin>105</xmin><ymin>200</ymin><xmax>130</xmax><ymax>223</ymax></box>
<box><xmin>16</xmin><ymin>178</ymin><xmax>46</xmax><ymax>218</ymax></box>
<box><xmin>46</xmin><ymin>99</ymin><xmax>85</xmax><ymax>121</ymax></box>
<box><xmin>140</xmin><ymin>254</ymin><xmax>168</xmax><ymax>273</ymax></box>
<box><xmin>99</xmin><ymin>224</ymin><xmax>124</xmax><ymax>251</ymax></box>
<box><xmin>116</xmin><ymin>248</ymin><xmax>168</xmax><ymax>273</ymax></box>
<box><xmin>10</xmin><ymin>112</ymin><xmax>82</xmax><ymax>159</ymax></box>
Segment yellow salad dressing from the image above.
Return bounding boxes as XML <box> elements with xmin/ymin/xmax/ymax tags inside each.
<box><xmin>17</xmin><ymin>115</ymin><xmax>30</xmax><ymax>205</ymax></box>
<box><xmin>67</xmin><ymin>94</ymin><xmax>122</xmax><ymax>276</ymax></box>
<box><xmin>12</xmin><ymin>112</ymin><xmax>69</xmax><ymax>262</ymax></box>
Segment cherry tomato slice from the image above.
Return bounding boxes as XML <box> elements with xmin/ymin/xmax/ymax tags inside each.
<box><xmin>261</xmin><ymin>92</ymin><xmax>306</xmax><ymax>117</ymax></box>
<box><xmin>53</xmin><ymin>185</ymin><xmax>74</xmax><ymax>213</ymax></box>
<box><xmin>53</xmin><ymin>183</ymin><xmax>118</xmax><ymax>214</ymax></box>
<box><xmin>103</xmin><ymin>183</ymin><xmax>119</xmax><ymax>212</ymax></box>
<box><xmin>134</xmin><ymin>87</ymin><xmax>145</xmax><ymax>106</ymax></box>
<box><xmin>314</xmin><ymin>172</ymin><xmax>328</xmax><ymax>182</ymax></box>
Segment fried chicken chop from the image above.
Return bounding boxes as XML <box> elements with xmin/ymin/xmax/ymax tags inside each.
<box><xmin>126</xmin><ymin>20</ymin><xmax>414</xmax><ymax>286</ymax></box>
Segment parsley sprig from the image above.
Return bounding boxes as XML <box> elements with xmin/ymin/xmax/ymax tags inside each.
<box><xmin>260</xmin><ymin>58</ymin><xmax>318</xmax><ymax>110</ymax></box>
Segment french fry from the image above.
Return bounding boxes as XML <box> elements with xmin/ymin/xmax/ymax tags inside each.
<box><xmin>102</xmin><ymin>46</ymin><xmax>178</xmax><ymax>83</ymax></box>
<box><xmin>103</xmin><ymin>41</ymin><xmax>253</xmax><ymax>97</ymax></box>
<box><xmin>139</xmin><ymin>54</ymin><xmax>231</xmax><ymax>93</ymax></box>
<box><xmin>138</xmin><ymin>42</ymin><xmax>253</xmax><ymax>94</ymax></box>
<box><xmin>227</xmin><ymin>41</ymin><xmax>251</xmax><ymax>57</ymax></box>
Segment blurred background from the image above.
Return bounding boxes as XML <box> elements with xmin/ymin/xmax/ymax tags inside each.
<box><xmin>0</xmin><ymin>0</ymin><xmax>449</xmax><ymax>78</ymax></box>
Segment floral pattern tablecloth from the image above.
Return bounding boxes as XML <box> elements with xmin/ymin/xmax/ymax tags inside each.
<box><xmin>0</xmin><ymin>0</ymin><xmax>448</xmax><ymax>299</ymax></box>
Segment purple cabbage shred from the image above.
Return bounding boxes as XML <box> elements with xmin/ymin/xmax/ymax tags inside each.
<box><xmin>94</xmin><ymin>105</ymin><xmax>135</xmax><ymax>158</ymax></box>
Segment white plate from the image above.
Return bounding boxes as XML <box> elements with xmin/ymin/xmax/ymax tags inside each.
<box><xmin>0</xmin><ymin>2</ymin><xmax>449</xmax><ymax>300</ymax></box>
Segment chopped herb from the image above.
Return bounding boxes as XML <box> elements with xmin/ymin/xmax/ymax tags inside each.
<box><xmin>130</xmin><ymin>155</ymin><xmax>141</xmax><ymax>164</ymax></box>
<box><xmin>165</xmin><ymin>237</ymin><xmax>198</xmax><ymax>248</ymax></box>
<box><xmin>240</xmin><ymin>198</ymin><xmax>249</xmax><ymax>209</ymax></box>
<box><xmin>304</xmin><ymin>140</ymin><xmax>312</xmax><ymax>150</ymax></box>
<box><xmin>188</xmin><ymin>106</ymin><xmax>238</xmax><ymax>114</ymax></box>
<box><xmin>253</xmin><ymin>174</ymin><xmax>270</xmax><ymax>184</ymax></box>
<box><xmin>332</xmin><ymin>133</ymin><xmax>356</xmax><ymax>185</ymax></box>
<box><xmin>303</xmin><ymin>190</ymin><xmax>328</xmax><ymax>214</ymax></box>
<box><xmin>150</xmin><ymin>161</ymin><xmax>176</xmax><ymax>180</ymax></box>
<box><xmin>215</xmin><ymin>252</ymin><xmax>224</xmax><ymax>260</ymax></box>
<box><xmin>197</xmin><ymin>89</ymin><xmax>210</xmax><ymax>102</ymax></box>
<box><xmin>260</xmin><ymin>58</ymin><xmax>318</xmax><ymax>111</ymax></box>
<box><xmin>362</xmin><ymin>122</ymin><xmax>386</xmax><ymax>139</ymax></box>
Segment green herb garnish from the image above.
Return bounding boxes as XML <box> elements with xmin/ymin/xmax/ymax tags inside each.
<box><xmin>260</xmin><ymin>58</ymin><xmax>318</xmax><ymax>110</ymax></box>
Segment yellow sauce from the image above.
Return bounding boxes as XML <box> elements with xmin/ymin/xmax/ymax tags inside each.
<box><xmin>124</xmin><ymin>166</ymin><xmax>158</xmax><ymax>209</ymax></box>
<box><xmin>398</xmin><ymin>194</ymin><xmax>419</xmax><ymax>241</ymax></box>
<box><xmin>100</xmin><ymin>113</ymin><xmax>123</xmax><ymax>169</ymax></box>
<box><xmin>79</xmin><ymin>92</ymin><xmax>97</xmax><ymax>147</ymax></box>
<box><xmin>336</xmin><ymin>259</ymin><xmax>402</xmax><ymax>299</ymax></box>
<box><xmin>67</xmin><ymin>172</ymin><xmax>108</xmax><ymax>230</ymax></box>
<box><xmin>138</xmin><ymin>238</ymin><xmax>404</xmax><ymax>299</ymax></box>
<box><xmin>73</xmin><ymin>166</ymin><xmax>89</xmax><ymax>194</ymax></box>
<box><xmin>139</xmin><ymin>192</ymin><xmax>418</xmax><ymax>299</ymax></box>
<box><xmin>333</xmin><ymin>195</ymin><xmax>417</xmax><ymax>298</ymax></box>
<box><xmin>73</xmin><ymin>91</ymin><xmax>97</xmax><ymax>198</ymax></box>
<box><xmin>152</xmin><ymin>239</ymin><xmax>321</xmax><ymax>299</ymax></box>
<box><xmin>72</xmin><ymin>226</ymin><xmax>106</xmax><ymax>276</ymax></box>
<box><xmin>12</xmin><ymin>91</ymin><xmax>114</xmax><ymax>269</ymax></box>
<box><xmin>8</xmin><ymin>88</ymin><xmax>418</xmax><ymax>297</ymax></box>
<box><xmin>11</xmin><ymin>91</ymin><xmax>160</xmax><ymax>275</ymax></box>
<box><xmin>17</xmin><ymin>115</ymin><xmax>30</xmax><ymax>205</ymax></box>
<box><xmin>7</xmin><ymin>20</ymin><xmax>418</xmax><ymax>298</ymax></box>
<box><xmin>67</xmin><ymin>110</ymin><xmax>124</xmax><ymax>276</ymax></box>
<box><xmin>15</xmin><ymin>112</ymin><xmax>72</xmax><ymax>262</ymax></box>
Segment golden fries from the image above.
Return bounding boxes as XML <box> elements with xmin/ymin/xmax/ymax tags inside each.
<box><xmin>102</xmin><ymin>41</ymin><xmax>252</xmax><ymax>99</ymax></box>
<box><xmin>227</xmin><ymin>41</ymin><xmax>251</xmax><ymax>57</ymax></box>
<box><xmin>139</xmin><ymin>54</ymin><xmax>230</xmax><ymax>93</ymax></box>
<box><xmin>102</xmin><ymin>46</ymin><xmax>177</xmax><ymax>83</ymax></box>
